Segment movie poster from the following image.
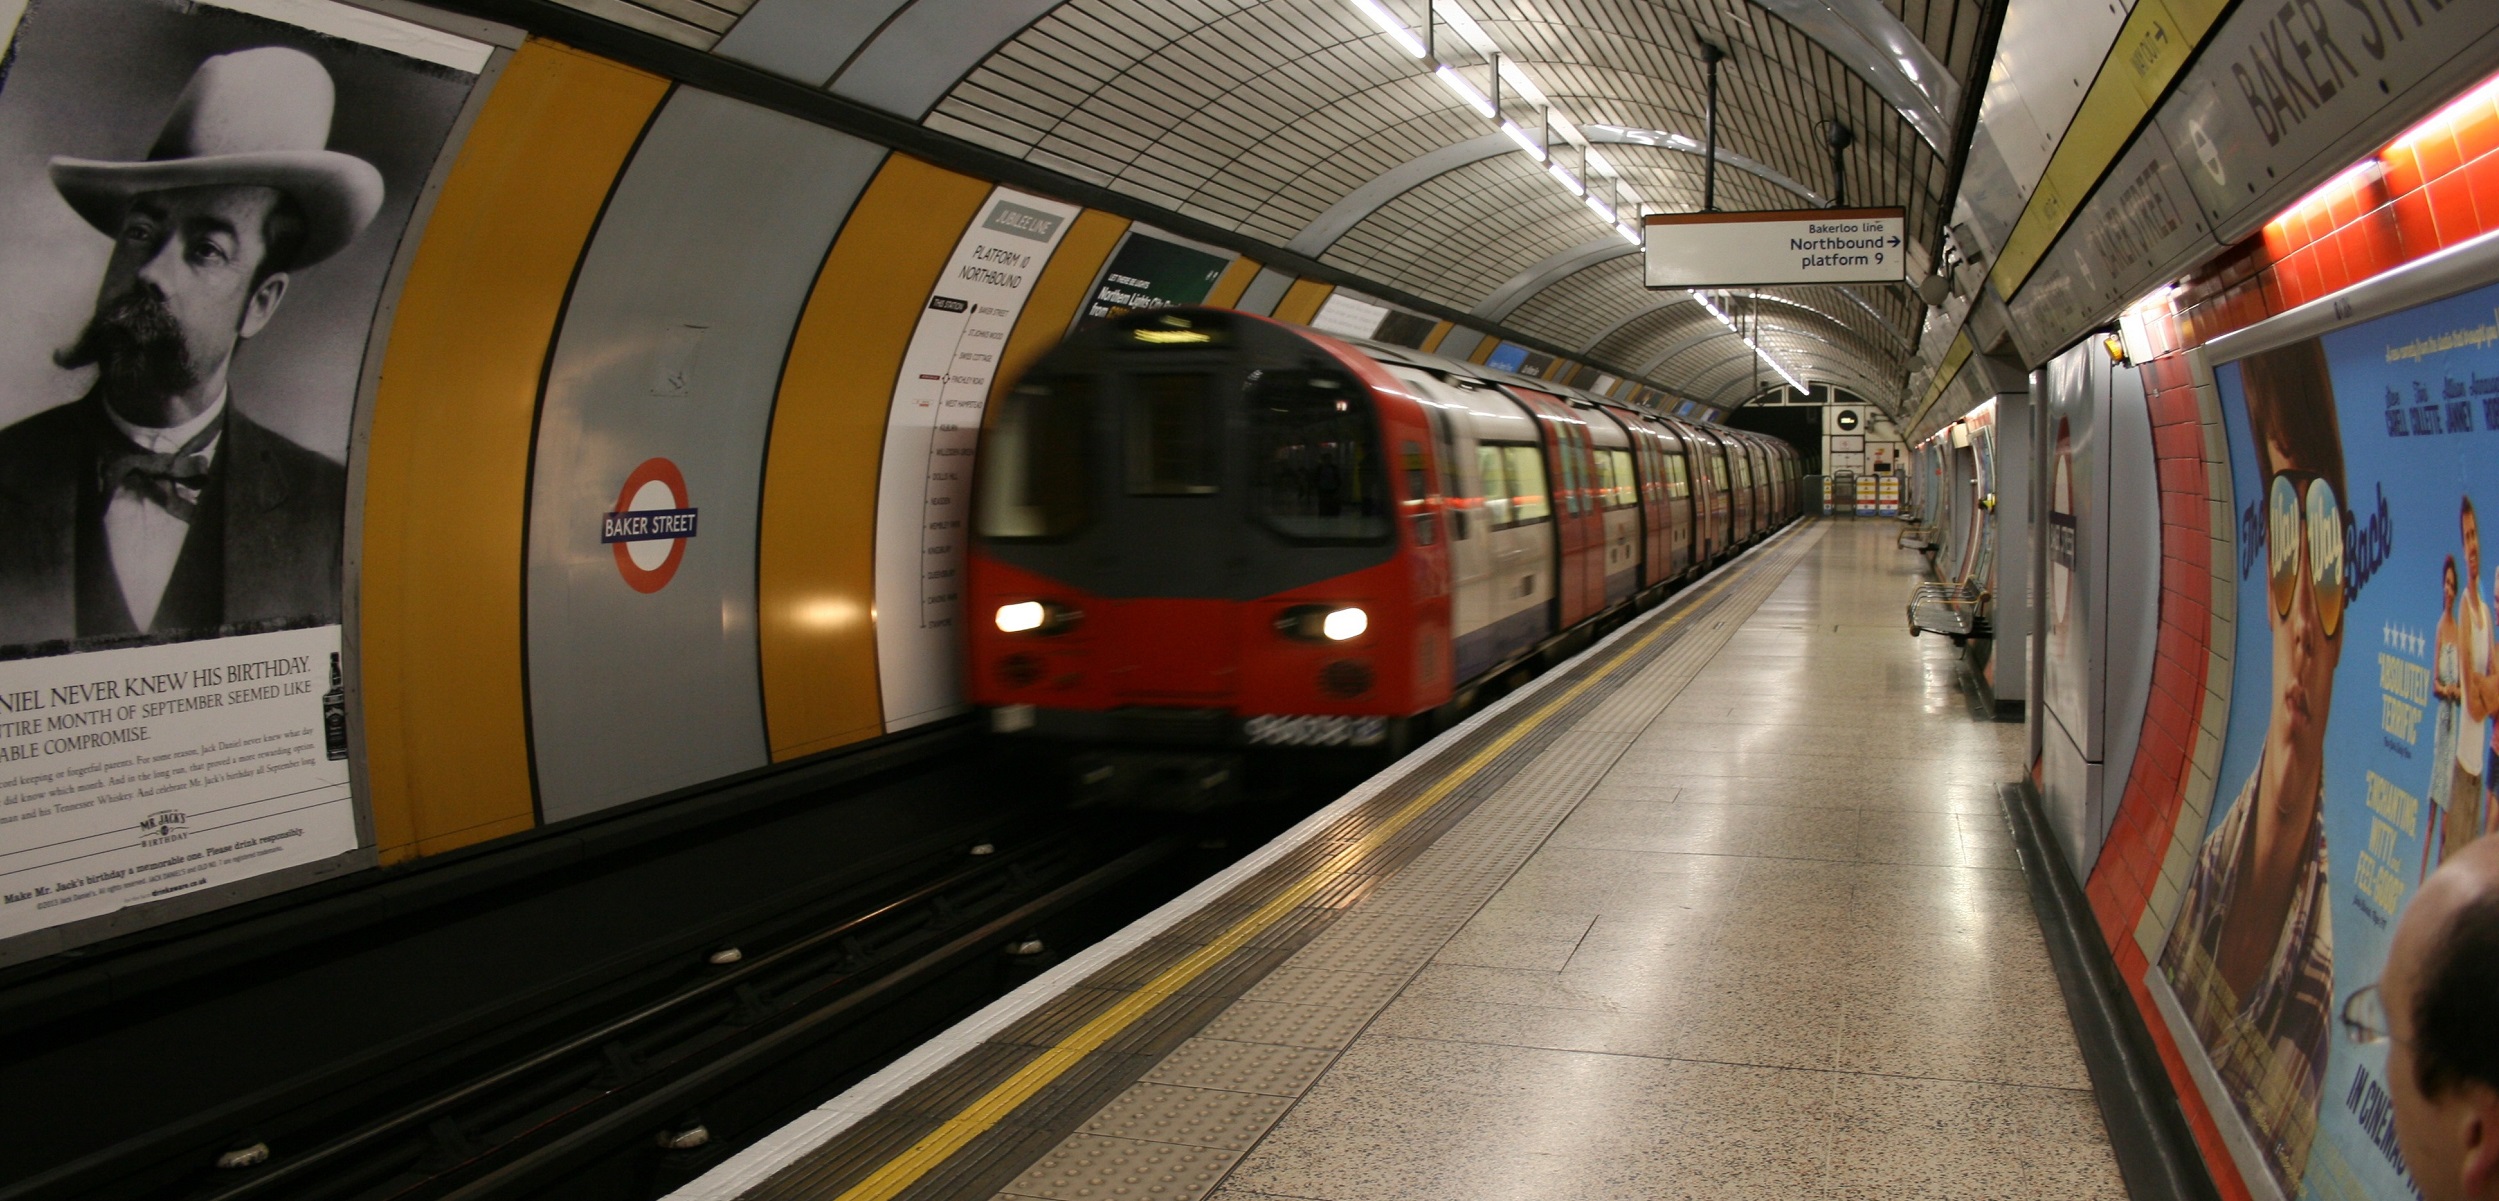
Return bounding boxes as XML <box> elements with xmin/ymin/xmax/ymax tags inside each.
<box><xmin>2159</xmin><ymin>277</ymin><xmax>2499</xmax><ymax>1200</ymax></box>
<box><xmin>0</xmin><ymin>0</ymin><xmax>484</xmax><ymax>943</ymax></box>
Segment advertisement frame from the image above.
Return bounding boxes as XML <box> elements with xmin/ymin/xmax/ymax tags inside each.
<box><xmin>2145</xmin><ymin>224</ymin><xmax>2499</xmax><ymax>1201</ymax></box>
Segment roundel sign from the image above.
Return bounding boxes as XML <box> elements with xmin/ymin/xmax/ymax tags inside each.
<box><xmin>1834</xmin><ymin>408</ymin><xmax>1860</xmax><ymax>432</ymax></box>
<box><xmin>602</xmin><ymin>458</ymin><xmax>699</xmax><ymax>594</ymax></box>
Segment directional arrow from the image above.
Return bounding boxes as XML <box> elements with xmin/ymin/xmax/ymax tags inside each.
<box><xmin>1888</xmin><ymin>235</ymin><xmax>1900</xmax><ymax>247</ymax></box>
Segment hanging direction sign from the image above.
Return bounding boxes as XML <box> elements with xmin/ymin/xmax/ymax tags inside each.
<box><xmin>1644</xmin><ymin>207</ymin><xmax>1909</xmax><ymax>288</ymax></box>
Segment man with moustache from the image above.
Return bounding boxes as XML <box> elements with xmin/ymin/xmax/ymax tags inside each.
<box><xmin>0</xmin><ymin>47</ymin><xmax>380</xmax><ymax>652</ymax></box>
<box><xmin>2160</xmin><ymin>337</ymin><xmax>2345</xmax><ymax>1195</ymax></box>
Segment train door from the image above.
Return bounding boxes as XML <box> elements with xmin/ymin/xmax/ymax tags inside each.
<box><xmin>1449</xmin><ymin>385</ymin><xmax>1552</xmax><ymax>681</ymax></box>
<box><xmin>1506</xmin><ymin>388</ymin><xmax>1603</xmax><ymax>629</ymax></box>
<box><xmin>1622</xmin><ymin>418</ymin><xmax>1672</xmax><ymax>588</ymax></box>
<box><xmin>1389</xmin><ymin>369</ymin><xmax>1495</xmax><ymax>678</ymax></box>
<box><xmin>1582</xmin><ymin>408</ymin><xmax>1641</xmax><ymax>607</ymax></box>
<box><xmin>1679</xmin><ymin>423</ymin><xmax>1730</xmax><ymax>553</ymax></box>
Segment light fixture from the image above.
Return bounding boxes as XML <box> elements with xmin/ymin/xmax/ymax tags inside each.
<box><xmin>1349</xmin><ymin>0</ymin><xmax>1427</xmax><ymax>57</ymax></box>
<box><xmin>1322</xmin><ymin>607</ymin><xmax>1369</xmax><ymax>640</ymax></box>
<box><xmin>1433</xmin><ymin>64</ymin><xmax>1496</xmax><ymax>117</ymax></box>
<box><xmin>1349</xmin><ymin>0</ymin><xmax>1651</xmax><ymax>246</ymax></box>
<box><xmin>1691</xmin><ymin>291</ymin><xmax>1807</xmax><ymax>393</ymax></box>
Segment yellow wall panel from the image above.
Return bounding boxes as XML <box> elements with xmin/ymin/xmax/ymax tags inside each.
<box><xmin>757</xmin><ymin>155</ymin><xmax>991</xmax><ymax>761</ymax></box>
<box><xmin>1269</xmin><ymin>278</ymin><xmax>1333</xmax><ymax>325</ymax></box>
<box><xmin>1420</xmin><ymin>320</ymin><xmax>1454</xmax><ymax>353</ymax></box>
<box><xmin>989</xmin><ymin>210</ymin><xmax>1128</xmax><ymax>407</ymax></box>
<box><xmin>1468</xmin><ymin>338</ymin><xmax>1497</xmax><ymax>364</ymax></box>
<box><xmin>1205</xmin><ymin>256</ymin><xmax>1260</xmax><ymax>308</ymax></box>
<box><xmin>360</xmin><ymin>41</ymin><xmax>668</xmax><ymax>863</ymax></box>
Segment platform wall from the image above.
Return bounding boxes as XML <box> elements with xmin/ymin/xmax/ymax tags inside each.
<box><xmin>0</xmin><ymin>0</ymin><xmax>1604</xmax><ymax>961</ymax></box>
<box><xmin>2072</xmin><ymin>71</ymin><xmax>2499</xmax><ymax>1201</ymax></box>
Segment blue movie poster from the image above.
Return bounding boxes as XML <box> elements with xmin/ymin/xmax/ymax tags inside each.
<box><xmin>2164</xmin><ymin>280</ymin><xmax>2499</xmax><ymax>1201</ymax></box>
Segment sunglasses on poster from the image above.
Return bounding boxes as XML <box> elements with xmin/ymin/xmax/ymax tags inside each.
<box><xmin>2268</xmin><ymin>471</ymin><xmax>2347</xmax><ymax>639</ymax></box>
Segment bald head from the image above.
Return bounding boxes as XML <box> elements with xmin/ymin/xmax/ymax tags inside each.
<box><xmin>2385</xmin><ymin>835</ymin><xmax>2499</xmax><ymax>1201</ymax></box>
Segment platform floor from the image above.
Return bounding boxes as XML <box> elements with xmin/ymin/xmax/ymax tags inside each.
<box><xmin>683</xmin><ymin>519</ymin><xmax>2126</xmax><ymax>1201</ymax></box>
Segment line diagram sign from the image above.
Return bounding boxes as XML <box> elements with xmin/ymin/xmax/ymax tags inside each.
<box><xmin>1644</xmin><ymin>207</ymin><xmax>1908</xmax><ymax>288</ymax></box>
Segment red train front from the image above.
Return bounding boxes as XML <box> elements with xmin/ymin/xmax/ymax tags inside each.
<box><xmin>967</xmin><ymin>306</ymin><xmax>1797</xmax><ymax>807</ymax></box>
<box><xmin>967</xmin><ymin>307</ymin><xmax>1444</xmax><ymax>806</ymax></box>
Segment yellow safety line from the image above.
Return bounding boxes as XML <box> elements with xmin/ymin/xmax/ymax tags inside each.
<box><xmin>830</xmin><ymin>522</ymin><xmax>1813</xmax><ymax>1201</ymax></box>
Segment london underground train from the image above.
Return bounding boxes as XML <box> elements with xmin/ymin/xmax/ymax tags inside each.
<box><xmin>967</xmin><ymin>306</ymin><xmax>1800</xmax><ymax>806</ymax></box>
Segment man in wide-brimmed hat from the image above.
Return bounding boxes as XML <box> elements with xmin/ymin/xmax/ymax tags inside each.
<box><xmin>0</xmin><ymin>45</ymin><xmax>381</xmax><ymax>651</ymax></box>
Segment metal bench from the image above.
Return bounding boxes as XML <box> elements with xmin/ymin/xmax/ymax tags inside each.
<box><xmin>1908</xmin><ymin>578</ymin><xmax>1989</xmax><ymax>644</ymax></box>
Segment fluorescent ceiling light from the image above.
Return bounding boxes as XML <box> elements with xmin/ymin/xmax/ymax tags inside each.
<box><xmin>1433</xmin><ymin>64</ymin><xmax>1496</xmax><ymax>117</ymax></box>
<box><xmin>1691</xmin><ymin>290</ymin><xmax>1807</xmax><ymax>393</ymax></box>
<box><xmin>1349</xmin><ymin>0</ymin><xmax>1427</xmax><ymax>57</ymax></box>
<box><xmin>1500</xmin><ymin>119</ymin><xmax>1546</xmax><ymax>160</ymax></box>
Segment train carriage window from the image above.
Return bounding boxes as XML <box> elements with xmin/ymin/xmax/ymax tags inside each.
<box><xmin>1600</xmin><ymin>449</ymin><xmax>1637</xmax><ymax>509</ymax></box>
<box><xmin>1476</xmin><ymin>443</ymin><xmax>1513</xmax><ymax>527</ymax></box>
<box><xmin>1126</xmin><ymin>372</ymin><xmax>1220</xmax><ymax>495</ymax></box>
<box><xmin>1248</xmin><ymin>368</ymin><xmax>1389</xmax><ymax>542</ymax></box>
<box><xmin>978</xmin><ymin>376</ymin><xmax>1092</xmax><ymax>539</ymax></box>
<box><xmin>1503</xmin><ymin>444</ymin><xmax>1551</xmax><ymax>523</ymax></box>
<box><xmin>1665</xmin><ymin>453</ymin><xmax>1691</xmax><ymax>500</ymax></box>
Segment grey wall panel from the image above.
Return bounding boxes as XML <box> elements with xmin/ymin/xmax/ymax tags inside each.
<box><xmin>1435</xmin><ymin>326</ymin><xmax>1487</xmax><ymax>363</ymax></box>
<box><xmin>1235</xmin><ymin>266</ymin><xmax>1295</xmax><ymax>317</ymax></box>
<box><xmin>525</xmin><ymin>89</ymin><xmax>885</xmax><ymax>822</ymax></box>
<box><xmin>829</xmin><ymin>0</ymin><xmax>1058</xmax><ymax>120</ymax></box>
<box><xmin>2099</xmin><ymin>361</ymin><xmax>2161</xmax><ymax>848</ymax></box>
<box><xmin>712</xmin><ymin>0</ymin><xmax>910</xmax><ymax>86</ymax></box>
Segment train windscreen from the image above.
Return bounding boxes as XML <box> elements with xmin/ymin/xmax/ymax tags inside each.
<box><xmin>977</xmin><ymin>376</ymin><xmax>1093</xmax><ymax>539</ymax></box>
<box><xmin>1247</xmin><ymin>368</ymin><xmax>1389</xmax><ymax>542</ymax></box>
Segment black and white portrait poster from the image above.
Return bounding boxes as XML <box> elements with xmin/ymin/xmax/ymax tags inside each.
<box><xmin>0</xmin><ymin>0</ymin><xmax>485</xmax><ymax>944</ymax></box>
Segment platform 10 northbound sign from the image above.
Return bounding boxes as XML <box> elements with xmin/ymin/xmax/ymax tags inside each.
<box><xmin>1643</xmin><ymin>207</ymin><xmax>1908</xmax><ymax>288</ymax></box>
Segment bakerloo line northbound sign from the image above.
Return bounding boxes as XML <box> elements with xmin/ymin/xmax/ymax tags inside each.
<box><xmin>1643</xmin><ymin>207</ymin><xmax>1908</xmax><ymax>289</ymax></box>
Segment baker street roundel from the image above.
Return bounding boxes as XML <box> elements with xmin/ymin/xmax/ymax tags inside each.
<box><xmin>602</xmin><ymin>458</ymin><xmax>699</xmax><ymax>594</ymax></box>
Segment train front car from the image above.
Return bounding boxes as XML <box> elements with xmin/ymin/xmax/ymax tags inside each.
<box><xmin>967</xmin><ymin>308</ymin><xmax>1446</xmax><ymax>809</ymax></box>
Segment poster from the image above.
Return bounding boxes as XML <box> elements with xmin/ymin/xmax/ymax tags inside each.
<box><xmin>1074</xmin><ymin>228</ymin><xmax>1227</xmax><ymax>327</ymax></box>
<box><xmin>0</xmin><ymin>0</ymin><xmax>485</xmax><ymax>942</ymax></box>
<box><xmin>2158</xmin><ymin>278</ymin><xmax>2499</xmax><ymax>1201</ymax></box>
<box><xmin>874</xmin><ymin>187</ymin><xmax>1079</xmax><ymax>729</ymax></box>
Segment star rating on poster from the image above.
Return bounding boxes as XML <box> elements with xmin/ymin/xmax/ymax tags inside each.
<box><xmin>2382</xmin><ymin>622</ymin><xmax>2427</xmax><ymax>657</ymax></box>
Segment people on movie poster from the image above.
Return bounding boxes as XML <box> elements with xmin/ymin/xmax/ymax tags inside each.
<box><xmin>2161</xmin><ymin>337</ymin><xmax>2345</xmax><ymax>1195</ymax></box>
<box><xmin>2430</xmin><ymin>501</ymin><xmax>2499</xmax><ymax>872</ymax></box>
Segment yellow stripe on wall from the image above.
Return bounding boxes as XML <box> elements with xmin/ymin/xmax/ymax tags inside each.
<box><xmin>1420</xmin><ymin>320</ymin><xmax>1454</xmax><ymax>352</ymax></box>
<box><xmin>1910</xmin><ymin>331</ymin><xmax>1975</xmax><ymax>432</ymax></box>
<box><xmin>992</xmin><ymin>210</ymin><xmax>1128</xmax><ymax>406</ymax></box>
<box><xmin>757</xmin><ymin>155</ymin><xmax>991</xmax><ymax>761</ymax></box>
<box><xmin>1205</xmin><ymin>257</ymin><xmax>1260</xmax><ymax>308</ymax></box>
<box><xmin>1989</xmin><ymin>0</ymin><xmax>2220</xmax><ymax>298</ymax></box>
<box><xmin>360</xmin><ymin>41</ymin><xmax>668</xmax><ymax>863</ymax></box>
<box><xmin>1269</xmin><ymin>279</ymin><xmax>1333</xmax><ymax>325</ymax></box>
<box><xmin>1469</xmin><ymin>338</ymin><xmax>1497</xmax><ymax>364</ymax></box>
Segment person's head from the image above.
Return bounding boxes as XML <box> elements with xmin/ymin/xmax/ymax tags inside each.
<box><xmin>43</xmin><ymin>45</ymin><xmax>382</xmax><ymax>427</ymax></box>
<box><xmin>2240</xmin><ymin>339</ymin><xmax>2347</xmax><ymax>794</ymax></box>
<box><xmin>2383</xmin><ymin>835</ymin><xmax>2499</xmax><ymax>1201</ymax></box>
<box><xmin>2467</xmin><ymin>498</ymin><xmax>2483</xmax><ymax>587</ymax></box>
<box><xmin>55</xmin><ymin>184</ymin><xmax>303</xmax><ymax>421</ymax></box>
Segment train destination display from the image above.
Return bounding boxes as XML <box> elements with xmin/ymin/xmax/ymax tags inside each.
<box><xmin>1643</xmin><ymin>207</ymin><xmax>1909</xmax><ymax>288</ymax></box>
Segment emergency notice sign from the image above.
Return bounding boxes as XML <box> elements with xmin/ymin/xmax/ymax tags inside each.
<box><xmin>1644</xmin><ymin>207</ymin><xmax>1908</xmax><ymax>288</ymax></box>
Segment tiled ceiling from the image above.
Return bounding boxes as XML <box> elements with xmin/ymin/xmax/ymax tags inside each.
<box><xmin>919</xmin><ymin>0</ymin><xmax>1980</xmax><ymax>408</ymax></box>
<box><xmin>547</xmin><ymin>0</ymin><xmax>1995</xmax><ymax>408</ymax></box>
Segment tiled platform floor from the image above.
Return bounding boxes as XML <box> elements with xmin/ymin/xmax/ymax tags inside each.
<box><xmin>1198</xmin><ymin>521</ymin><xmax>2122</xmax><ymax>1201</ymax></box>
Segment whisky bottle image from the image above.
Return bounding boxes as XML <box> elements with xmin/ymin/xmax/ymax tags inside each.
<box><xmin>323</xmin><ymin>652</ymin><xmax>349</xmax><ymax>761</ymax></box>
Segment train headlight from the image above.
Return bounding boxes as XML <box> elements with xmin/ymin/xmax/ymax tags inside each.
<box><xmin>1321</xmin><ymin>607</ymin><xmax>1368</xmax><ymax>641</ymax></box>
<box><xmin>1276</xmin><ymin>603</ymin><xmax>1369</xmax><ymax>642</ymax></box>
<box><xmin>995</xmin><ymin>602</ymin><xmax>1046</xmax><ymax>632</ymax></box>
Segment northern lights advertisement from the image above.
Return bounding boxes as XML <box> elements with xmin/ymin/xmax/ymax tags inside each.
<box><xmin>2160</xmin><ymin>277</ymin><xmax>2499</xmax><ymax>1201</ymax></box>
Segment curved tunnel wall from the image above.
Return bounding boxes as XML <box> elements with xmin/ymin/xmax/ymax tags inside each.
<box><xmin>0</xmin><ymin>2</ymin><xmax>1756</xmax><ymax>961</ymax></box>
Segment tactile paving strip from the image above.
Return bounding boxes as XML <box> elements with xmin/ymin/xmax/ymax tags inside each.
<box><xmin>722</xmin><ymin>525</ymin><xmax>1826</xmax><ymax>1201</ymax></box>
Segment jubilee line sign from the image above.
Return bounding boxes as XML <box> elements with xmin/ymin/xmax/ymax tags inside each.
<box><xmin>1644</xmin><ymin>207</ymin><xmax>1908</xmax><ymax>288</ymax></box>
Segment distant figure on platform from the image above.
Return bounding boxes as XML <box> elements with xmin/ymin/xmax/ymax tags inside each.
<box><xmin>2432</xmin><ymin>555</ymin><xmax>2468</xmax><ymax>877</ymax></box>
<box><xmin>2449</xmin><ymin>500</ymin><xmax>2495</xmax><ymax>862</ymax></box>
<box><xmin>2159</xmin><ymin>338</ymin><xmax>2344</xmax><ymax>1195</ymax></box>
<box><xmin>2368</xmin><ymin>834</ymin><xmax>2499</xmax><ymax>1201</ymax></box>
<box><xmin>0</xmin><ymin>47</ymin><xmax>379</xmax><ymax>652</ymax></box>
